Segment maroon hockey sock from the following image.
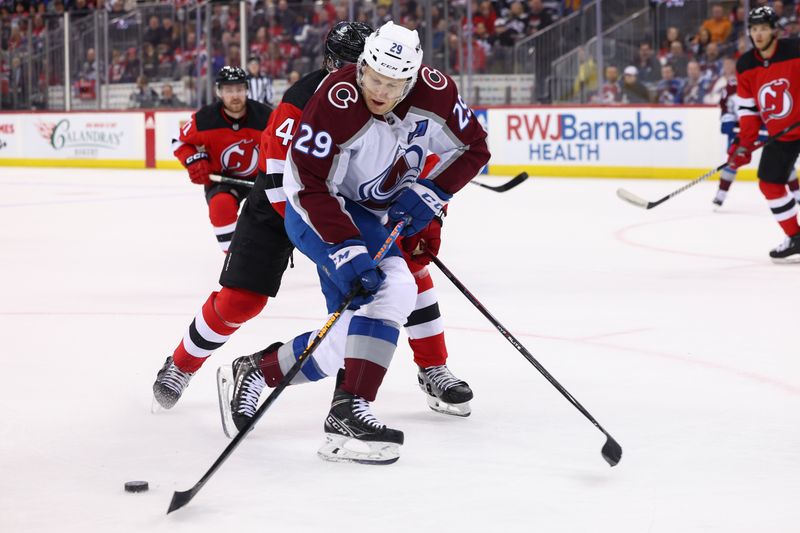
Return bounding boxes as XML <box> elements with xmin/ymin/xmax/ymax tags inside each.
<box><xmin>340</xmin><ymin>358</ymin><xmax>387</xmax><ymax>402</ymax></box>
<box><xmin>257</xmin><ymin>345</ymin><xmax>284</xmax><ymax>387</ymax></box>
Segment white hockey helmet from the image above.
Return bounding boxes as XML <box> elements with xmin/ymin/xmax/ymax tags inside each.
<box><xmin>358</xmin><ymin>21</ymin><xmax>423</xmax><ymax>102</ymax></box>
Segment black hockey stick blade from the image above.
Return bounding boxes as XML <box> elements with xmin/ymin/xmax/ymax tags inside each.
<box><xmin>616</xmin><ymin>187</ymin><xmax>653</xmax><ymax>209</ymax></box>
<box><xmin>471</xmin><ymin>172</ymin><xmax>528</xmax><ymax>192</ymax></box>
<box><xmin>168</xmin><ymin>487</ymin><xmax>200</xmax><ymax>514</ymax></box>
<box><xmin>601</xmin><ymin>435</ymin><xmax>623</xmax><ymax>467</ymax></box>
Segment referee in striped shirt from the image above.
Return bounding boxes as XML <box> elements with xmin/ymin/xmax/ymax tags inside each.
<box><xmin>246</xmin><ymin>56</ymin><xmax>273</xmax><ymax>106</ymax></box>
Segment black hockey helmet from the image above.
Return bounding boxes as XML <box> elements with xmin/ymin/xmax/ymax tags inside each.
<box><xmin>215</xmin><ymin>66</ymin><xmax>248</xmax><ymax>87</ymax></box>
<box><xmin>324</xmin><ymin>21</ymin><xmax>373</xmax><ymax>72</ymax></box>
<box><xmin>748</xmin><ymin>6</ymin><xmax>778</xmax><ymax>29</ymax></box>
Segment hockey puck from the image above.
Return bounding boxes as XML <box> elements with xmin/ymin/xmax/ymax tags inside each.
<box><xmin>124</xmin><ymin>481</ymin><xmax>149</xmax><ymax>493</ymax></box>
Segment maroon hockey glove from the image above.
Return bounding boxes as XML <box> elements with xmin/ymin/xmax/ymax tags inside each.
<box><xmin>726</xmin><ymin>141</ymin><xmax>752</xmax><ymax>170</ymax></box>
<box><xmin>401</xmin><ymin>216</ymin><xmax>442</xmax><ymax>266</ymax></box>
<box><xmin>185</xmin><ymin>152</ymin><xmax>211</xmax><ymax>185</ymax></box>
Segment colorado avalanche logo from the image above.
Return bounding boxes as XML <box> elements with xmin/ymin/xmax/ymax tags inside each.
<box><xmin>420</xmin><ymin>66</ymin><xmax>448</xmax><ymax>91</ymax></box>
<box><xmin>328</xmin><ymin>82</ymin><xmax>358</xmax><ymax>109</ymax></box>
<box><xmin>221</xmin><ymin>139</ymin><xmax>258</xmax><ymax>177</ymax></box>
<box><xmin>358</xmin><ymin>145</ymin><xmax>425</xmax><ymax>208</ymax></box>
<box><xmin>758</xmin><ymin>79</ymin><xmax>793</xmax><ymax>122</ymax></box>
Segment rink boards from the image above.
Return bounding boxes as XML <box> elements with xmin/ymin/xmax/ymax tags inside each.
<box><xmin>0</xmin><ymin>105</ymin><xmax>761</xmax><ymax>180</ymax></box>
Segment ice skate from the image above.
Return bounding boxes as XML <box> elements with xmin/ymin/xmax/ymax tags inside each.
<box><xmin>318</xmin><ymin>389</ymin><xmax>404</xmax><ymax>465</ymax></box>
<box><xmin>417</xmin><ymin>364</ymin><xmax>473</xmax><ymax>417</ymax></box>
<box><xmin>769</xmin><ymin>233</ymin><xmax>800</xmax><ymax>263</ymax></box>
<box><xmin>712</xmin><ymin>190</ymin><xmax>727</xmax><ymax>210</ymax></box>
<box><xmin>152</xmin><ymin>356</ymin><xmax>194</xmax><ymax>409</ymax></box>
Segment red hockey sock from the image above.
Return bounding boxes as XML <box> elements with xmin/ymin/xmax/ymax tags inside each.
<box><xmin>759</xmin><ymin>180</ymin><xmax>800</xmax><ymax>236</ymax></box>
<box><xmin>404</xmin><ymin>263</ymin><xmax>448</xmax><ymax>367</ymax></box>
<box><xmin>208</xmin><ymin>193</ymin><xmax>239</xmax><ymax>252</ymax></box>
<box><xmin>172</xmin><ymin>288</ymin><xmax>267</xmax><ymax>373</ymax></box>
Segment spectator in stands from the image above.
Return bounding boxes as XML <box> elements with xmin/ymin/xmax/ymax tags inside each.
<box><xmin>78</xmin><ymin>47</ymin><xmax>98</xmax><ymax>82</ymax></box>
<box><xmin>275</xmin><ymin>0</ymin><xmax>295</xmax><ymax>32</ymax></box>
<box><xmin>474</xmin><ymin>21</ymin><xmax>493</xmax><ymax>56</ymax></box>
<box><xmin>635</xmin><ymin>41</ymin><xmax>661</xmax><ymax>84</ymax></box>
<box><xmin>680</xmin><ymin>60</ymin><xmax>707</xmax><ymax>104</ymax></box>
<box><xmin>699</xmin><ymin>41</ymin><xmax>722</xmax><ymax>80</ymax></box>
<box><xmin>8</xmin><ymin>55</ymin><xmax>26</xmax><ymax>108</ymax></box>
<box><xmin>730</xmin><ymin>5</ymin><xmax>746</xmax><ymax>42</ymax></box>
<box><xmin>504</xmin><ymin>2</ymin><xmax>529</xmax><ymax>43</ymax></box>
<box><xmin>689</xmin><ymin>27</ymin><xmax>711</xmax><ymax>58</ymax></box>
<box><xmin>142</xmin><ymin>42</ymin><xmax>158</xmax><ymax>80</ymax></box>
<box><xmin>157</xmin><ymin>43</ymin><xmax>177</xmax><ymax>80</ymax></box>
<box><xmin>157</xmin><ymin>83</ymin><xmax>185</xmax><ymax>108</ymax></box>
<box><xmin>121</xmin><ymin>47</ymin><xmax>139</xmax><ymax>83</ymax></box>
<box><xmin>666</xmin><ymin>40</ymin><xmax>688</xmax><ymax>78</ymax></box>
<box><xmin>287</xmin><ymin>70</ymin><xmax>301</xmax><ymax>86</ymax></box>
<box><xmin>595</xmin><ymin>64</ymin><xmax>621</xmax><ymax>103</ymax></box>
<box><xmin>130</xmin><ymin>75</ymin><xmax>158</xmax><ymax>108</ymax></box>
<box><xmin>69</xmin><ymin>0</ymin><xmax>91</xmax><ymax>20</ymax></box>
<box><xmin>474</xmin><ymin>1</ymin><xmax>497</xmax><ymax>35</ymax></box>
<box><xmin>656</xmin><ymin>63</ymin><xmax>683</xmax><ymax>104</ymax></box>
<box><xmin>701</xmin><ymin>4</ymin><xmax>732</xmax><ymax>44</ymax></box>
<box><xmin>108</xmin><ymin>48</ymin><xmax>125</xmax><ymax>83</ymax></box>
<box><xmin>144</xmin><ymin>15</ymin><xmax>163</xmax><ymax>48</ymax></box>
<box><xmin>162</xmin><ymin>17</ymin><xmax>178</xmax><ymax>54</ymax></box>
<box><xmin>526</xmin><ymin>0</ymin><xmax>553</xmax><ymax>34</ymax></box>
<box><xmin>660</xmin><ymin>26</ymin><xmax>681</xmax><ymax>57</ymax></box>
<box><xmin>621</xmin><ymin>65</ymin><xmax>650</xmax><ymax>104</ymax></box>
<box><xmin>705</xmin><ymin>56</ymin><xmax>736</xmax><ymax>104</ymax></box>
<box><xmin>572</xmin><ymin>46</ymin><xmax>598</xmax><ymax>101</ymax></box>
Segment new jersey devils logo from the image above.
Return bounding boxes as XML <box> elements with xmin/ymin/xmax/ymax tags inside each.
<box><xmin>758</xmin><ymin>79</ymin><xmax>793</xmax><ymax>122</ymax></box>
<box><xmin>358</xmin><ymin>145</ymin><xmax>424</xmax><ymax>208</ymax></box>
<box><xmin>221</xmin><ymin>140</ymin><xmax>258</xmax><ymax>177</ymax></box>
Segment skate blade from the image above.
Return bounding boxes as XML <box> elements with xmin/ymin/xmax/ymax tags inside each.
<box><xmin>317</xmin><ymin>434</ymin><xmax>400</xmax><ymax>465</ymax></box>
<box><xmin>770</xmin><ymin>255</ymin><xmax>800</xmax><ymax>264</ymax></box>
<box><xmin>216</xmin><ymin>365</ymin><xmax>236</xmax><ymax>439</ymax></box>
<box><xmin>150</xmin><ymin>396</ymin><xmax>164</xmax><ymax>414</ymax></box>
<box><xmin>425</xmin><ymin>395</ymin><xmax>471</xmax><ymax>417</ymax></box>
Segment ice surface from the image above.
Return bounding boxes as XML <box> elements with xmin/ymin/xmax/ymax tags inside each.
<box><xmin>1</xmin><ymin>168</ymin><xmax>798</xmax><ymax>532</ymax></box>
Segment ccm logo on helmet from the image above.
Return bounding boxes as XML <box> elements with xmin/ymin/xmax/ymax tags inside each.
<box><xmin>759</xmin><ymin>78</ymin><xmax>793</xmax><ymax>122</ymax></box>
<box><xmin>328</xmin><ymin>81</ymin><xmax>359</xmax><ymax>109</ymax></box>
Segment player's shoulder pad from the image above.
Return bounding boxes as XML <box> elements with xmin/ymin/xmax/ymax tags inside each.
<box><xmin>301</xmin><ymin>64</ymin><xmax>371</xmax><ymax>144</ymax></box>
<box><xmin>405</xmin><ymin>65</ymin><xmax>459</xmax><ymax>121</ymax></box>
<box><xmin>736</xmin><ymin>49</ymin><xmax>759</xmax><ymax>74</ymax></box>
<box><xmin>774</xmin><ymin>37</ymin><xmax>800</xmax><ymax>62</ymax></box>
<box><xmin>193</xmin><ymin>101</ymin><xmax>226</xmax><ymax>131</ymax></box>
<box><xmin>282</xmin><ymin>69</ymin><xmax>329</xmax><ymax>110</ymax></box>
<box><xmin>244</xmin><ymin>100</ymin><xmax>272</xmax><ymax>129</ymax></box>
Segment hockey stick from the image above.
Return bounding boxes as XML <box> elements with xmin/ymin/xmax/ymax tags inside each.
<box><xmin>212</xmin><ymin>173</ymin><xmax>529</xmax><ymax>193</ymax></box>
<box><xmin>209</xmin><ymin>174</ymin><xmax>254</xmax><ymax>187</ymax></box>
<box><xmin>470</xmin><ymin>172</ymin><xmax>528</xmax><ymax>192</ymax></box>
<box><xmin>617</xmin><ymin>120</ymin><xmax>800</xmax><ymax>210</ymax></box>
<box><xmin>429</xmin><ymin>255</ymin><xmax>622</xmax><ymax>467</ymax></box>
<box><xmin>167</xmin><ymin>217</ymin><xmax>409</xmax><ymax>514</ymax></box>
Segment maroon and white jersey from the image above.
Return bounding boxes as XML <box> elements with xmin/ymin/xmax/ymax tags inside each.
<box><xmin>284</xmin><ymin>64</ymin><xmax>490</xmax><ymax>244</ymax></box>
<box><xmin>736</xmin><ymin>38</ymin><xmax>800</xmax><ymax>147</ymax></box>
<box><xmin>718</xmin><ymin>76</ymin><xmax>738</xmax><ymax>121</ymax></box>
<box><xmin>172</xmin><ymin>99</ymin><xmax>271</xmax><ymax>179</ymax></box>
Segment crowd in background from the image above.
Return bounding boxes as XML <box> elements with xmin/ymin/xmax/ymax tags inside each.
<box><xmin>584</xmin><ymin>0</ymin><xmax>798</xmax><ymax>105</ymax></box>
<box><xmin>0</xmin><ymin>0</ymin><xmax>794</xmax><ymax>109</ymax></box>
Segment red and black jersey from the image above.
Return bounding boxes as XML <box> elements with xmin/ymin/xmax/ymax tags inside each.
<box><xmin>258</xmin><ymin>69</ymin><xmax>329</xmax><ymax>216</ymax></box>
<box><xmin>736</xmin><ymin>38</ymin><xmax>800</xmax><ymax>147</ymax></box>
<box><xmin>173</xmin><ymin>99</ymin><xmax>271</xmax><ymax>180</ymax></box>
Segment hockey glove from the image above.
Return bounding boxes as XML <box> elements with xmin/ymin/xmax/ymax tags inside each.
<box><xmin>185</xmin><ymin>152</ymin><xmax>211</xmax><ymax>185</ymax></box>
<box><xmin>726</xmin><ymin>140</ymin><xmax>752</xmax><ymax>170</ymax></box>
<box><xmin>388</xmin><ymin>180</ymin><xmax>452</xmax><ymax>236</ymax></box>
<box><xmin>401</xmin><ymin>216</ymin><xmax>442</xmax><ymax>266</ymax></box>
<box><xmin>327</xmin><ymin>239</ymin><xmax>386</xmax><ymax>307</ymax></box>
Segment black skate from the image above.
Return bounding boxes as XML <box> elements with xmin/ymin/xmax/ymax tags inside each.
<box><xmin>216</xmin><ymin>342</ymin><xmax>282</xmax><ymax>438</ymax></box>
<box><xmin>769</xmin><ymin>233</ymin><xmax>800</xmax><ymax>263</ymax></box>
<box><xmin>417</xmin><ymin>365</ymin><xmax>473</xmax><ymax>417</ymax></box>
<box><xmin>318</xmin><ymin>388</ymin><xmax>404</xmax><ymax>465</ymax></box>
<box><xmin>152</xmin><ymin>356</ymin><xmax>194</xmax><ymax>409</ymax></box>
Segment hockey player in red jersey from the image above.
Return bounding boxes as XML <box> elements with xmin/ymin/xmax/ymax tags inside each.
<box><xmin>727</xmin><ymin>7</ymin><xmax>800</xmax><ymax>261</ymax></box>
<box><xmin>228</xmin><ymin>22</ymin><xmax>490</xmax><ymax>464</ymax></box>
<box><xmin>713</xmin><ymin>57</ymin><xmax>800</xmax><ymax>208</ymax></box>
<box><xmin>172</xmin><ymin>66</ymin><xmax>271</xmax><ymax>253</ymax></box>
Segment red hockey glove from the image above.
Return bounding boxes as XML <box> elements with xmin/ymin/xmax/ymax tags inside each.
<box><xmin>185</xmin><ymin>152</ymin><xmax>211</xmax><ymax>185</ymax></box>
<box><xmin>726</xmin><ymin>141</ymin><xmax>752</xmax><ymax>170</ymax></box>
<box><xmin>401</xmin><ymin>216</ymin><xmax>442</xmax><ymax>266</ymax></box>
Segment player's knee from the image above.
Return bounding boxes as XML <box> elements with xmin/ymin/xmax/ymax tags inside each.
<box><xmin>208</xmin><ymin>193</ymin><xmax>239</xmax><ymax>226</ymax></box>
<box><xmin>364</xmin><ymin>256</ymin><xmax>417</xmax><ymax>325</ymax></box>
<box><xmin>759</xmin><ymin>180</ymin><xmax>787</xmax><ymax>199</ymax></box>
<box><xmin>215</xmin><ymin>286</ymin><xmax>268</xmax><ymax>324</ymax></box>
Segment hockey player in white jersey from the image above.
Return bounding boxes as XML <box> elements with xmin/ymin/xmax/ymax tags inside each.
<box><xmin>229</xmin><ymin>22</ymin><xmax>490</xmax><ymax>464</ymax></box>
